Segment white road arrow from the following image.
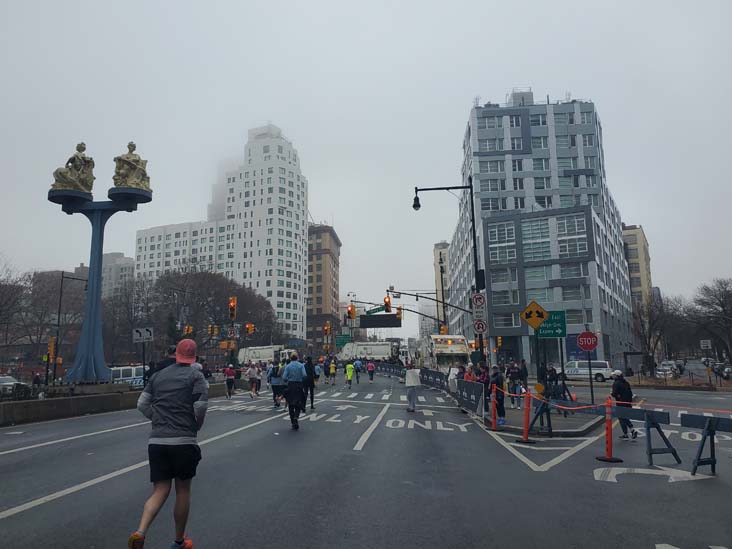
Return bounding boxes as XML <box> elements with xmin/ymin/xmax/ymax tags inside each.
<box><xmin>594</xmin><ymin>466</ymin><xmax>713</xmax><ymax>483</ymax></box>
<box><xmin>334</xmin><ymin>405</ymin><xmax>357</xmax><ymax>411</ymax></box>
<box><xmin>417</xmin><ymin>409</ymin><xmax>438</xmax><ymax>416</ymax></box>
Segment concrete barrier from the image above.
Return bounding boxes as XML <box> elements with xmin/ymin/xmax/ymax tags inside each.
<box><xmin>0</xmin><ymin>381</ymin><xmax>227</xmax><ymax>427</ymax></box>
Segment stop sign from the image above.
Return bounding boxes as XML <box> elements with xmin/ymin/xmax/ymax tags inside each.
<box><xmin>577</xmin><ymin>331</ymin><xmax>599</xmax><ymax>352</ymax></box>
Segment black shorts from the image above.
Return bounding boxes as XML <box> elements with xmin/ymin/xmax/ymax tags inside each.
<box><xmin>148</xmin><ymin>444</ymin><xmax>201</xmax><ymax>483</ymax></box>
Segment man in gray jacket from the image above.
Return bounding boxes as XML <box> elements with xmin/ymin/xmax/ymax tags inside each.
<box><xmin>128</xmin><ymin>338</ymin><xmax>208</xmax><ymax>549</ymax></box>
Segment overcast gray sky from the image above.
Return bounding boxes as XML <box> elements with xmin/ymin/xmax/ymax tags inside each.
<box><xmin>1</xmin><ymin>1</ymin><xmax>730</xmax><ymax>338</ymax></box>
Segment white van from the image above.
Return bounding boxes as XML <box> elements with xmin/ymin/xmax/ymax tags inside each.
<box><xmin>110</xmin><ymin>365</ymin><xmax>146</xmax><ymax>386</ymax></box>
<box><xmin>562</xmin><ymin>360</ymin><xmax>614</xmax><ymax>382</ymax></box>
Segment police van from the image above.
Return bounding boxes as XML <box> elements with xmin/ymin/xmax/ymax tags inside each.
<box><xmin>110</xmin><ymin>365</ymin><xmax>147</xmax><ymax>387</ymax></box>
<box><xmin>561</xmin><ymin>360</ymin><xmax>614</xmax><ymax>382</ymax></box>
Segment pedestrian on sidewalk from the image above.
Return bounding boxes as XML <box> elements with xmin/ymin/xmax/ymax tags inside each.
<box><xmin>282</xmin><ymin>354</ymin><xmax>307</xmax><ymax>430</ymax></box>
<box><xmin>490</xmin><ymin>365</ymin><xmax>506</xmax><ymax>426</ymax></box>
<box><xmin>367</xmin><ymin>360</ymin><xmax>375</xmax><ymax>383</ymax></box>
<box><xmin>128</xmin><ymin>338</ymin><xmax>208</xmax><ymax>549</ymax></box>
<box><xmin>506</xmin><ymin>361</ymin><xmax>523</xmax><ymax>410</ymax></box>
<box><xmin>405</xmin><ymin>364</ymin><xmax>420</xmax><ymax>412</ymax></box>
<box><xmin>520</xmin><ymin>359</ymin><xmax>529</xmax><ymax>387</ymax></box>
<box><xmin>464</xmin><ymin>366</ymin><xmax>478</xmax><ymax>382</ymax></box>
<box><xmin>611</xmin><ymin>370</ymin><xmax>638</xmax><ymax>440</ymax></box>
<box><xmin>247</xmin><ymin>363</ymin><xmax>258</xmax><ymax>399</ymax></box>
<box><xmin>224</xmin><ymin>364</ymin><xmax>236</xmax><ymax>399</ymax></box>
<box><xmin>267</xmin><ymin>362</ymin><xmax>284</xmax><ymax>408</ymax></box>
<box><xmin>303</xmin><ymin>356</ymin><xmax>316</xmax><ymax>411</ymax></box>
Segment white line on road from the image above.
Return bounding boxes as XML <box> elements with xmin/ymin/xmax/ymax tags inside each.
<box><xmin>508</xmin><ymin>443</ymin><xmax>575</xmax><ymax>451</ymax></box>
<box><xmin>316</xmin><ymin>392</ymin><xmax>326</xmax><ymax>397</ymax></box>
<box><xmin>381</xmin><ymin>394</ymin><xmax>390</xmax><ymax>400</ymax></box>
<box><xmin>436</xmin><ymin>397</ymin><xmax>445</xmax><ymax>403</ymax></box>
<box><xmin>348</xmin><ymin>393</ymin><xmax>358</xmax><ymax>399</ymax></box>
<box><xmin>353</xmin><ymin>404</ymin><xmax>390</xmax><ymax>451</ymax></box>
<box><xmin>0</xmin><ymin>421</ymin><xmax>150</xmax><ymax>457</ymax></box>
<box><xmin>365</xmin><ymin>393</ymin><xmax>373</xmax><ymax>399</ymax></box>
<box><xmin>400</xmin><ymin>395</ymin><xmax>407</xmax><ymax>402</ymax></box>
<box><xmin>0</xmin><ymin>413</ymin><xmax>286</xmax><ymax>520</ymax></box>
<box><xmin>418</xmin><ymin>396</ymin><xmax>426</xmax><ymax>402</ymax></box>
<box><xmin>331</xmin><ymin>392</ymin><xmax>342</xmax><ymax>398</ymax></box>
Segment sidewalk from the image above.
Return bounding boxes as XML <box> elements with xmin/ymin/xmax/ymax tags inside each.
<box><xmin>495</xmin><ymin>400</ymin><xmax>603</xmax><ymax>438</ymax></box>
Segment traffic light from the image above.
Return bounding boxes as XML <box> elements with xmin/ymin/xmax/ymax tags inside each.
<box><xmin>184</xmin><ymin>325</ymin><xmax>193</xmax><ymax>335</ymax></box>
<box><xmin>228</xmin><ymin>296</ymin><xmax>237</xmax><ymax>321</ymax></box>
<box><xmin>347</xmin><ymin>304</ymin><xmax>356</xmax><ymax>320</ymax></box>
<box><xmin>213</xmin><ymin>325</ymin><xmax>220</xmax><ymax>337</ymax></box>
<box><xmin>47</xmin><ymin>336</ymin><xmax>56</xmax><ymax>359</ymax></box>
<box><xmin>383</xmin><ymin>296</ymin><xmax>392</xmax><ymax>313</ymax></box>
<box><xmin>439</xmin><ymin>324</ymin><xmax>448</xmax><ymax>335</ymax></box>
<box><xmin>497</xmin><ymin>336</ymin><xmax>503</xmax><ymax>348</ymax></box>
<box><xmin>396</xmin><ymin>306</ymin><xmax>402</xmax><ymax>320</ymax></box>
<box><xmin>245</xmin><ymin>323</ymin><xmax>256</xmax><ymax>335</ymax></box>
<box><xmin>207</xmin><ymin>324</ymin><xmax>212</xmax><ymax>335</ymax></box>
<box><xmin>324</xmin><ymin>322</ymin><xmax>331</xmax><ymax>335</ymax></box>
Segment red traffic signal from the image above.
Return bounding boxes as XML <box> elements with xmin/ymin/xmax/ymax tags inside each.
<box><xmin>383</xmin><ymin>296</ymin><xmax>392</xmax><ymax>313</ymax></box>
<box><xmin>228</xmin><ymin>296</ymin><xmax>237</xmax><ymax>320</ymax></box>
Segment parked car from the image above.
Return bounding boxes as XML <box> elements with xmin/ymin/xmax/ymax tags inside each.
<box><xmin>561</xmin><ymin>361</ymin><xmax>614</xmax><ymax>382</ymax></box>
<box><xmin>656</xmin><ymin>367</ymin><xmax>675</xmax><ymax>380</ymax></box>
<box><xmin>0</xmin><ymin>376</ymin><xmax>32</xmax><ymax>399</ymax></box>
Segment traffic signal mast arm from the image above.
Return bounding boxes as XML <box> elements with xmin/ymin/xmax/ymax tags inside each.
<box><xmin>385</xmin><ymin>289</ymin><xmax>471</xmax><ymax>314</ymax></box>
<box><xmin>350</xmin><ymin>300</ymin><xmax>444</xmax><ymax>325</ymax></box>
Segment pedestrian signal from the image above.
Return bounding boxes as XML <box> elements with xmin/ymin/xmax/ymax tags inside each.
<box><xmin>439</xmin><ymin>324</ymin><xmax>448</xmax><ymax>335</ymax></box>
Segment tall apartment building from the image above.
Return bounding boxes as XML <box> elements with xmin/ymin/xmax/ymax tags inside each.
<box><xmin>447</xmin><ymin>89</ymin><xmax>633</xmax><ymax>366</ymax></box>
<box><xmin>622</xmin><ymin>224</ymin><xmax>652</xmax><ymax>304</ymax></box>
<box><xmin>135</xmin><ymin>124</ymin><xmax>309</xmax><ymax>340</ymax></box>
<box><xmin>101</xmin><ymin>253</ymin><xmax>134</xmax><ymax>299</ymax></box>
<box><xmin>433</xmin><ymin>242</ymin><xmax>450</xmax><ymax>327</ymax></box>
<box><xmin>306</xmin><ymin>224</ymin><xmax>342</xmax><ymax>353</ymax></box>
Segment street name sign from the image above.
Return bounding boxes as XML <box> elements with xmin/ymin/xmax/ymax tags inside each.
<box><xmin>537</xmin><ymin>311</ymin><xmax>567</xmax><ymax>339</ymax></box>
<box><xmin>700</xmin><ymin>339</ymin><xmax>712</xmax><ymax>350</ymax></box>
<box><xmin>520</xmin><ymin>301</ymin><xmax>548</xmax><ymax>330</ymax></box>
<box><xmin>335</xmin><ymin>334</ymin><xmax>351</xmax><ymax>349</ymax></box>
<box><xmin>366</xmin><ymin>305</ymin><xmax>385</xmax><ymax>315</ymax></box>
<box><xmin>577</xmin><ymin>331</ymin><xmax>599</xmax><ymax>352</ymax></box>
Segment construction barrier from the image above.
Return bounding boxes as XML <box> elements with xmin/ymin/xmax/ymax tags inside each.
<box><xmin>596</xmin><ymin>397</ymin><xmax>623</xmax><ymax>463</ymax></box>
<box><xmin>375</xmin><ymin>363</ymin><xmax>406</xmax><ymax>378</ymax></box>
<box><xmin>681</xmin><ymin>414</ymin><xmax>732</xmax><ymax>475</ymax></box>
<box><xmin>419</xmin><ymin>368</ymin><xmax>448</xmax><ymax>391</ymax></box>
<box><xmin>613</xmin><ymin>406</ymin><xmax>681</xmax><ymax>466</ymax></box>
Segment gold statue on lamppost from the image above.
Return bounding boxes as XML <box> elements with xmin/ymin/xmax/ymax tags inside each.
<box><xmin>113</xmin><ymin>141</ymin><xmax>151</xmax><ymax>191</ymax></box>
<box><xmin>51</xmin><ymin>142</ymin><xmax>96</xmax><ymax>193</ymax></box>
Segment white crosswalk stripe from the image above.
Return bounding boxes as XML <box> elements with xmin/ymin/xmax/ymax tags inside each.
<box><xmin>418</xmin><ymin>396</ymin><xmax>426</xmax><ymax>402</ymax></box>
<box><xmin>381</xmin><ymin>394</ymin><xmax>390</xmax><ymax>400</ymax></box>
<box><xmin>316</xmin><ymin>392</ymin><xmax>326</xmax><ymax>397</ymax></box>
<box><xmin>331</xmin><ymin>392</ymin><xmax>342</xmax><ymax>397</ymax></box>
<box><xmin>348</xmin><ymin>393</ymin><xmax>358</xmax><ymax>399</ymax></box>
<box><xmin>400</xmin><ymin>395</ymin><xmax>407</xmax><ymax>402</ymax></box>
<box><xmin>365</xmin><ymin>393</ymin><xmax>374</xmax><ymax>399</ymax></box>
<box><xmin>436</xmin><ymin>397</ymin><xmax>445</xmax><ymax>403</ymax></box>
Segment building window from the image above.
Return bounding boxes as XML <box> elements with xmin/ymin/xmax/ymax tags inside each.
<box><xmin>509</xmin><ymin>115</ymin><xmax>521</xmax><ymax>128</ymax></box>
<box><xmin>532</xmin><ymin>158</ymin><xmax>549</xmax><ymax>171</ymax></box>
<box><xmin>581</xmin><ymin>111</ymin><xmax>593</xmax><ymax>124</ymax></box>
<box><xmin>493</xmin><ymin>313</ymin><xmax>520</xmax><ymax>328</ymax></box>
<box><xmin>523</xmin><ymin>240</ymin><xmax>550</xmax><ymax>262</ymax></box>
<box><xmin>478</xmin><ymin>138</ymin><xmax>504</xmax><ymax>152</ymax></box>
<box><xmin>557</xmin><ymin>214</ymin><xmax>586</xmax><ymax>236</ymax></box>
<box><xmin>488</xmin><ymin>222</ymin><xmax>515</xmax><ymax>244</ymax></box>
<box><xmin>512</xmin><ymin>159</ymin><xmax>523</xmax><ymax>172</ymax></box>
<box><xmin>512</xmin><ymin>178</ymin><xmax>524</xmax><ymax>191</ymax></box>
<box><xmin>584</xmin><ymin>156</ymin><xmax>597</xmax><ymax>169</ymax></box>
<box><xmin>582</xmin><ymin>134</ymin><xmax>595</xmax><ymax>147</ymax></box>
<box><xmin>566</xmin><ymin>310</ymin><xmax>585</xmax><ymax>324</ymax></box>
<box><xmin>490</xmin><ymin>267</ymin><xmax>518</xmax><ymax>283</ymax></box>
<box><xmin>560</xmin><ymin>263</ymin><xmax>588</xmax><ymax>278</ymax></box>
<box><xmin>628</xmin><ymin>262</ymin><xmax>640</xmax><ymax>273</ymax></box>
<box><xmin>513</xmin><ymin>197</ymin><xmax>525</xmax><ymax>209</ymax></box>
<box><xmin>558</xmin><ymin>237</ymin><xmax>588</xmax><ymax>258</ymax></box>
<box><xmin>480</xmin><ymin>160</ymin><xmax>505</xmax><ymax>173</ymax></box>
<box><xmin>534</xmin><ymin>177</ymin><xmax>550</xmax><ymax>190</ymax></box>
<box><xmin>492</xmin><ymin>290</ymin><xmax>519</xmax><ymax>306</ymax></box>
<box><xmin>522</xmin><ymin>218</ymin><xmax>549</xmax><ymax>240</ymax></box>
<box><xmin>557</xmin><ymin>157</ymin><xmax>579</xmax><ymax>170</ymax></box>
<box><xmin>531</xmin><ymin>136</ymin><xmax>548</xmax><ymax>149</ymax></box>
<box><xmin>525</xmin><ymin>266</ymin><xmax>550</xmax><ymax>281</ymax></box>
<box><xmin>559</xmin><ymin>195</ymin><xmax>574</xmax><ymax>208</ymax></box>
<box><xmin>630</xmin><ymin>276</ymin><xmax>642</xmax><ymax>288</ymax></box>
<box><xmin>481</xmin><ymin>198</ymin><xmax>507</xmax><ymax>211</ymax></box>
<box><xmin>480</xmin><ymin>179</ymin><xmax>506</xmax><ymax>192</ymax></box>
<box><xmin>526</xmin><ymin>288</ymin><xmax>550</xmax><ymax>302</ymax></box>
<box><xmin>535</xmin><ymin>196</ymin><xmax>552</xmax><ymax>208</ymax></box>
<box><xmin>511</xmin><ymin>137</ymin><xmax>523</xmax><ymax>150</ymax></box>
<box><xmin>562</xmin><ymin>286</ymin><xmax>583</xmax><ymax>301</ymax></box>
<box><xmin>530</xmin><ymin>113</ymin><xmax>547</xmax><ymax>126</ymax></box>
<box><xmin>626</xmin><ymin>248</ymin><xmax>639</xmax><ymax>259</ymax></box>
<box><xmin>479</xmin><ymin>115</ymin><xmax>502</xmax><ymax>129</ymax></box>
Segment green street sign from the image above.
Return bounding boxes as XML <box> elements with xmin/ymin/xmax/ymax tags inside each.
<box><xmin>366</xmin><ymin>305</ymin><xmax>385</xmax><ymax>315</ymax></box>
<box><xmin>335</xmin><ymin>334</ymin><xmax>351</xmax><ymax>349</ymax></box>
<box><xmin>537</xmin><ymin>311</ymin><xmax>567</xmax><ymax>339</ymax></box>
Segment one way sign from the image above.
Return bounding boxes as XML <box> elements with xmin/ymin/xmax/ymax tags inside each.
<box><xmin>132</xmin><ymin>327</ymin><xmax>154</xmax><ymax>343</ymax></box>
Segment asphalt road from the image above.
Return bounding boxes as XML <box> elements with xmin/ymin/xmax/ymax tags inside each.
<box><xmin>1</xmin><ymin>374</ymin><xmax>731</xmax><ymax>548</ymax></box>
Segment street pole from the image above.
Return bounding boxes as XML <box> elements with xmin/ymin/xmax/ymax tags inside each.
<box><xmin>439</xmin><ymin>256</ymin><xmax>448</xmax><ymax>329</ymax></box>
<box><xmin>588</xmin><ymin>350</ymin><xmax>595</xmax><ymax>405</ymax></box>
<box><xmin>466</xmin><ymin>177</ymin><xmax>486</xmax><ymax>364</ymax></box>
<box><xmin>52</xmin><ymin>272</ymin><xmax>65</xmax><ymax>384</ymax></box>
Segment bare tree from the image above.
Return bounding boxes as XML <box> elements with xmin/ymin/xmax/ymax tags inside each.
<box><xmin>689</xmin><ymin>278</ymin><xmax>732</xmax><ymax>361</ymax></box>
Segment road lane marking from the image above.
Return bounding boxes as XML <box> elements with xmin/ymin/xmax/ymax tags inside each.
<box><xmin>400</xmin><ymin>396</ymin><xmax>407</xmax><ymax>402</ymax></box>
<box><xmin>381</xmin><ymin>394</ymin><xmax>390</xmax><ymax>400</ymax></box>
<box><xmin>0</xmin><ymin>421</ymin><xmax>150</xmax><ymax>457</ymax></box>
<box><xmin>347</xmin><ymin>393</ymin><xmax>358</xmax><ymax>399</ymax></box>
<box><xmin>418</xmin><ymin>396</ymin><xmax>426</xmax><ymax>402</ymax></box>
<box><xmin>436</xmin><ymin>397</ymin><xmax>445</xmax><ymax>403</ymax></box>
<box><xmin>353</xmin><ymin>404</ymin><xmax>390</xmax><ymax>451</ymax></box>
<box><xmin>365</xmin><ymin>393</ymin><xmax>374</xmax><ymax>399</ymax></box>
<box><xmin>331</xmin><ymin>392</ymin><xmax>342</xmax><ymax>397</ymax></box>
<box><xmin>508</xmin><ymin>443</ymin><xmax>575</xmax><ymax>451</ymax></box>
<box><xmin>0</xmin><ymin>413</ymin><xmax>286</xmax><ymax>520</ymax></box>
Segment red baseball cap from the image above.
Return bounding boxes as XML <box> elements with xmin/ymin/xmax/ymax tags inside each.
<box><xmin>176</xmin><ymin>339</ymin><xmax>197</xmax><ymax>364</ymax></box>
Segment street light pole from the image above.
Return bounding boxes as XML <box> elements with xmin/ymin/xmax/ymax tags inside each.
<box><xmin>413</xmin><ymin>177</ymin><xmax>486</xmax><ymax>363</ymax></box>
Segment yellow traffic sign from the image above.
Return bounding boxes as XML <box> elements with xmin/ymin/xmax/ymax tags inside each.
<box><xmin>534</xmin><ymin>382</ymin><xmax>545</xmax><ymax>394</ymax></box>
<box><xmin>521</xmin><ymin>300</ymin><xmax>549</xmax><ymax>330</ymax></box>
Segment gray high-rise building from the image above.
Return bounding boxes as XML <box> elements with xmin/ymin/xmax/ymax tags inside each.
<box><xmin>447</xmin><ymin>89</ymin><xmax>633</xmax><ymax>367</ymax></box>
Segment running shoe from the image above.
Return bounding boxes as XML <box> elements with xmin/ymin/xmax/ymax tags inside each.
<box><xmin>619</xmin><ymin>434</ymin><xmax>629</xmax><ymax>439</ymax></box>
<box><xmin>631</xmin><ymin>429</ymin><xmax>638</xmax><ymax>440</ymax></box>
<box><xmin>170</xmin><ymin>540</ymin><xmax>193</xmax><ymax>549</ymax></box>
<box><xmin>128</xmin><ymin>531</ymin><xmax>145</xmax><ymax>549</ymax></box>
